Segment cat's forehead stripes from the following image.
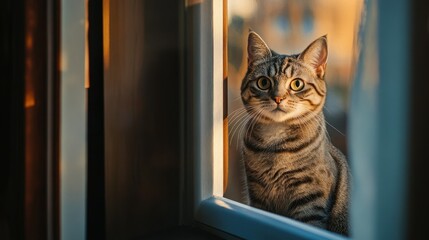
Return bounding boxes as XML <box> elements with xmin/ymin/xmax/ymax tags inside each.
<box><xmin>281</xmin><ymin>56</ymin><xmax>303</xmax><ymax>78</ymax></box>
<box><xmin>282</xmin><ymin>57</ymin><xmax>291</xmax><ymax>77</ymax></box>
<box><xmin>264</xmin><ymin>56</ymin><xmax>299</xmax><ymax>78</ymax></box>
<box><xmin>265</xmin><ymin>57</ymin><xmax>281</xmax><ymax>78</ymax></box>
<box><xmin>268</xmin><ymin>64</ymin><xmax>276</xmax><ymax>77</ymax></box>
<box><xmin>281</xmin><ymin>57</ymin><xmax>293</xmax><ymax>77</ymax></box>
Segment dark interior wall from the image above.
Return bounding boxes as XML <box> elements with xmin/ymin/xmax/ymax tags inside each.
<box><xmin>87</xmin><ymin>0</ymin><xmax>106</xmax><ymax>239</ymax></box>
<box><xmin>1</xmin><ymin>1</ymin><xmax>25</xmax><ymax>239</ymax></box>
<box><xmin>104</xmin><ymin>1</ymin><xmax>181</xmax><ymax>238</ymax></box>
<box><xmin>1</xmin><ymin>0</ymin><xmax>54</xmax><ymax>239</ymax></box>
<box><xmin>23</xmin><ymin>0</ymin><xmax>48</xmax><ymax>239</ymax></box>
<box><xmin>408</xmin><ymin>0</ymin><xmax>429</xmax><ymax>238</ymax></box>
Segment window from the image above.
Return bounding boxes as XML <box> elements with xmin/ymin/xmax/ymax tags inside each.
<box><xmin>189</xmin><ymin>0</ymin><xmax>412</xmax><ymax>239</ymax></box>
<box><xmin>189</xmin><ymin>0</ymin><xmax>347</xmax><ymax>239</ymax></box>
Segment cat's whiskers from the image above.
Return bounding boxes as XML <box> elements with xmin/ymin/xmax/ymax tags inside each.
<box><xmin>229</xmin><ymin>96</ymin><xmax>243</xmax><ymax>104</ymax></box>
<box><xmin>236</xmin><ymin>114</ymin><xmax>253</xmax><ymax>149</ymax></box>
<box><xmin>229</xmin><ymin>109</ymin><xmax>251</xmax><ymax>146</ymax></box>
<box><xmin>253</xmin><ymin>105</ymin><xmax>278</xmax><ymax>155</ymax></box>
<box><xmin>304</xmin><ymin>105</ymin><xmax>345</xmax><ymax>137</ymax></box>
<box><xmin>316</xmin><ymin>114</ymin><xmax>333</xmax><ymax>142</ymax></box>
<box><xmin>228</xmin><ymin>106</ymin><xmax>249</xmax><ymax>120</ymax></box>
<box><xmin>229</xmin><ymin>106</ymin><xmax>260</xmax><ymax>146</ymax></box>
<box><xmin>228</xmin><ymin>105</ymin><xmax>268</xmax><ymax>150</ymax></box>
<box><xmin>228</xmin><ymin>108</ymin><xmax>249</xmax><ymax>128</ymax></box>
<box><xmin>323</xmin><ymin>105</ymin><xmax>333</xmax><ymax>114</ymax></box>
<box><xmin>325</xmin><ymin>120</ymin><xmax>345</xmax><ymax>136</ymax></box>
<box><xmin>239</xmin><ymin>107</ymin><xmax>264</xmax><ymax>148</ymax></box>
<box><xmin>244</xmin><ymin>107</ymin><xmax>265</xmax><ymax>143</ymax></box>
<box><xmin>228</xmin><ymin>106</ymin><xmax>255</xmax><ymax>127</ymax></box>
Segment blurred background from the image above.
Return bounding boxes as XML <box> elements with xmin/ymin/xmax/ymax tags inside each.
<box><xmin>224</xmin><ymin>0</ymin><xmax>364</xmax><ymax>202</ymax></box>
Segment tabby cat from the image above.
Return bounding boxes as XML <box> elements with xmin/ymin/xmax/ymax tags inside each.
<box><xmin>240</xmin><ymin>31</ymin><xmax>350</xmax><ymax>235</ymax></box>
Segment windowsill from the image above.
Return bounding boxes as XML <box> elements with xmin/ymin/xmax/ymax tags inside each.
<box><xmin>196</xmin><ymin>196</ymin><xmax>347</xmax><ymax>240</ymax></box>
<box><xmin>142</xmin><ymin>226</ymin><xmax>222</xmax><ymax>240</ymax></box>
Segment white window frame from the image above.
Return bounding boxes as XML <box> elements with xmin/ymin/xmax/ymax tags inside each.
<box><xmin>190</xmin><ymin>0</ymin><xmax>410</xmax><ymax>239</ymax></box>
<box><xmin>190</xmin><ymin>0</ymin><xmax>345</xmax><ymax>239</ymax></box>
<box><xmin>59</xmin><ymin>0</ymin><xmax>87</xmax><ymax>239</ymax></box>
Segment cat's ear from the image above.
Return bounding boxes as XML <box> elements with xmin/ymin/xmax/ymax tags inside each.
<box><xmin>299</xmin><ymin>35</ymin><xmax>328</xmax><ymax>79</ymax></box>
<box><xmin>248</xmin><ymin>31</ymin><xmax>272</xmax><ymax>67</ymax></box>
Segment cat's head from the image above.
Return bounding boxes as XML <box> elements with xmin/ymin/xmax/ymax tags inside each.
<box><xmin>241</xmin><ymin>31</ymin><xmax>328</xmax><ymax>124</ymax></box>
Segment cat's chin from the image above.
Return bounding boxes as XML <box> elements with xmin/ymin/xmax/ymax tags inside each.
<box><xmin>262</xmin><ymin>109</ymin><xmax>290</xmax><ymax>123</ymax></box>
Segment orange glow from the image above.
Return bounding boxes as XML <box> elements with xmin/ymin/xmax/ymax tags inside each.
<box><xmin>26</xmin><ymin>35</ymin><xmax>33</xmax><ymax>49</ymax></box>
<box><xmin>59</xmin><ymin>51</ymin><xmax>68</xmax><ymax>72</ymax></box>
<box><xmin>25</xmin><ymin>7</ymin><xmax>36</xmax><ymax>109</ymax></box>
<box><xmin>103</xmin><ymin>0</ymin><xmax>110</xmax><ymax>71</ymax></box>
<box><xmin>24</xmin><ymin>1</ymin><xmax>38</xmax><ymax>237</ymax></box>
<box><xmin>85</xmin><ymin>0</ymin><xmax>90</xmax><ymax>89</ymax></box>
<box><xmin>25</xmin><ymin>92</ymin><xmax>36</xmax><ymax>108</ymax></box>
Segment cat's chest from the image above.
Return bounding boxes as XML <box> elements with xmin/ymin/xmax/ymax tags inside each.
<box><xmin>257</xmin><ymin>122</ymin><xmax>297</xmax><ymax>138</ymax></box>
<box><xmin>242</xmin><ymin>120</ymin><xmax>325</xmax><ymax>163</ymax></box>
<box><xmin>259</xmin><ymin>126</ymin><xmax>292</xmax><ymax>142</ymax></box>
<box><xmin>243</xmin><ymin>145</ymin><xmax>335</xmax><ymax>193</ymax></box>
<box><xmin>249</xmin><ymin>162</ymin><xmax>334</xmax><ymax>206</ymax></box>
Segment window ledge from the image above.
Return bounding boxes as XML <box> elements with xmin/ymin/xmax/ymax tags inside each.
<box><xmin>196</xmin><ymin>196</ymin><xmax>346</xmax><ymax>240</ymax></box>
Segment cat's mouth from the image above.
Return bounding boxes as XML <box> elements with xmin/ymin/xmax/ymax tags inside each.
<box><xmin>262</xmin><ymin>106</ymin><xmax>289</xmax><ymax>122</ymax></box>
<box><xmin>254</xmin><ymin>105</ymin><xmax>289</xmax><ymax>122</ymax></box>
<box><xmin>272</xmin><ymin>106</ymin><xmax>287</xmax><ymax>113</ymax></box>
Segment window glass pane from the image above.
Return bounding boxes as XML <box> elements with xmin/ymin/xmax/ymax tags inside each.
<box><xmin>225</xmin><ymin>0</ymin><xmax>363</xmax><ymax>234</ymax></box>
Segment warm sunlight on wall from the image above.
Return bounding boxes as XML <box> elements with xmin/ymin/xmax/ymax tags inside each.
<box><xmin>103</xmin><ymin>0</ymin><xmax>110</xmax><ymax>71</ymax></box>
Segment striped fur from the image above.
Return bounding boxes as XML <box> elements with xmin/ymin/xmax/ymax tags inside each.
<box><xmin>240</xmin><ymin>31</ymin><xmax>350</xmax><ymax>235</ymax></box>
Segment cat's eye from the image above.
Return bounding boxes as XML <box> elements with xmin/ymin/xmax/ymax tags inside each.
<box><xmin>290</xmin><ymin>79</ymin><xmax>305</xmax><ymax>91</ymax></box>
<box><xmin>257</xmin><ymin>77</ymin><xmax>271</xmax><ymax>90</ymax></box>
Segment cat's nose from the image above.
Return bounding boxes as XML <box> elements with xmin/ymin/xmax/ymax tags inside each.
<box><xmin>274</xmin><ymin>96</ymin><xmax>284</xmax><ymax>104</ymax></box>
